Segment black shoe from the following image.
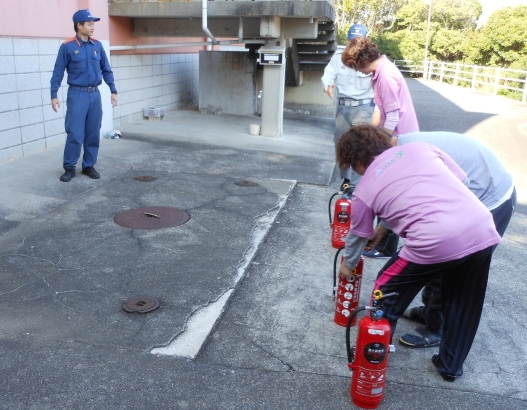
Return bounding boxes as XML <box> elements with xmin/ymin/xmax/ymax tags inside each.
<box><xmin>431</xmin><ymin>354</ymin><xmax>457</xmax><ymax>382</ymax></box>
<box><xmin>81</xmin><ymin>166</ymin><xmax>100</xmax><ymax>179</ymax></box>
<box><xmin>60</xmin><ymin>167</ymin><xmax>76</xmax><ymax>182</ymax></box>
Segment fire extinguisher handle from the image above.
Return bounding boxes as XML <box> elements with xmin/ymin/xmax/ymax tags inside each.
<box><xmin>346</xmin><ymin>306</ymin><xmax>367</xmax><ymax>363</ymax></box>
<box><xmin>328</xmin><ymin>192</ymin><xmax>340</xmax><ymax>224</ymax></box>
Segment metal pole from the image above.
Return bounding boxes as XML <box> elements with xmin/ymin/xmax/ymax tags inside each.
<box><xmin>423</xmin><ymin>0</ymin><xmax>432</xmax><ymax>78</ymax></box>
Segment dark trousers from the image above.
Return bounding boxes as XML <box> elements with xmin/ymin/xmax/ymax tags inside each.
<box><xmin>374</xmin><ymin>218</ymin><xmax>399</xmax><ymax>256</ymax></box>
<box><xmin>334</xmin><ymin>103</ymin><xmax>373</xmax><ymax>182</ymax></box>
<box><xmin>64</xmin><ymin>88</ymin><xmax>103</xmax><ymax>170</ymax></box>
<box><xmin>374</xmin><ymin>246</ymin><xmax>494</xmax><ymax>376</ymax></box>
<box><xmin>419</xmin><ymin>188</ymin><xmax>517</xmax><ymax>333</ymax></box>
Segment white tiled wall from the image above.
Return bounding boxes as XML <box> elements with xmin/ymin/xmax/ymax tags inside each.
<box><xmin>110</xmin><ymin>52</ymin><xmax>200</xmax><ymax>129</ymax></box>
<box><xmin>0</xmin><ymin>37</ymin><xmax>69</xmax><ymax>164</ymax></box>
<box><xmin>0</xmin><ymin>35</ymin><xmax>200</xmax><ymax>164</ymax></box>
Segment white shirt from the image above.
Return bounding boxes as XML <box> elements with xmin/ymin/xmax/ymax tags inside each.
<box><xmin>321</xmin><ymin>51</ymin><xmax>374</xmax><ymax>100</ymax></box>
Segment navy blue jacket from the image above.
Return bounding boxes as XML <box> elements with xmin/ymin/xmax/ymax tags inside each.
<box><xmin>50</xmin><ymin>35</ymin><xmax>117</xmax><ymax>99</ymax></box>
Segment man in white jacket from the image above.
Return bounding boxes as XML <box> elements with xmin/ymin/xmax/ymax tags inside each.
<box><xmin>321</xmin><ymin>24</ymin><xmax>373</xmax><ymax>191</ymax></box>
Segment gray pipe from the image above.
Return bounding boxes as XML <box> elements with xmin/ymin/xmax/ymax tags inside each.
<box><xmin>202</xmin><ymin>0</ymin><xmax>218</xmax><ymax>45</ymax></box>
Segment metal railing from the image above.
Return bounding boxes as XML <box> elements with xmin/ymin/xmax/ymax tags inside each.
<box><xmin>393</xmin><ymin>60</ymin><xmax>527</xmax><ymax>103</ymax></box>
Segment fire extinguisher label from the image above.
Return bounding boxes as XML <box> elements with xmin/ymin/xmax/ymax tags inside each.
<box><xmin>356</xmin><ymin>366</ymin><xmax>386</xmax><ymax>397</ymax></box>
<box><xmin>363</xmin><ymin>342</ymin><xmax>387</xmax><ymax>364</ymax></box>
<box><xmin>337</xmin><ymin>211</ymin><xmax>349</xmax><ymax>223</ymax></box>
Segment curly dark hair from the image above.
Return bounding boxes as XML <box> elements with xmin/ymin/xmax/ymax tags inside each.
<box><xmin>336</xmin><ymin>124</ymin><xmax>392</xmax><ymax>170</ymax></box>
<box><xmin>341</xmin><ymin>37</ymin><xmax>381</xmax><ymax>70</ymax></box>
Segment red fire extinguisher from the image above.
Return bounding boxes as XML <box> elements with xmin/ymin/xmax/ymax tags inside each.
<box><xmin>346</xmin><ymin>290</ymin><xmax>398</xmax><ymax>409</ymax></box>
<box><xmin>328</xmin><ymin>185</ymin><xmax>353</xmax><ymax>249</ymax></box>
<box><xmin>333</xmin><ymin>247</ymin><xmax>364</xmax><ymax>327</ymax></box>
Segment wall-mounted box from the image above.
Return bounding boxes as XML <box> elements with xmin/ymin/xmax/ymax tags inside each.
<box><xmin>259</xmin><ymin>45</ymin><xmax>286</xmax><ymax>66</ymax></box>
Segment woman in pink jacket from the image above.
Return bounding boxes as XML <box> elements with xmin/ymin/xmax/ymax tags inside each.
<box><xmin>342</xmin><ymin>37</ymin><xmax>419</xmax><ymax>137</ymax></box>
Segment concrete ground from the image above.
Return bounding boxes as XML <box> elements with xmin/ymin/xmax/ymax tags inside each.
<box><xmin>1</xmin><ymin>79</ymin><xmax>526</xmax><ymax>409</ymax></box>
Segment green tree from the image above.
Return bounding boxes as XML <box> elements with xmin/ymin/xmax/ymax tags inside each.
<box><xmin>478</xmin><ymin>5</ymin><xmax>527</xmax><ymax>69</ymax></box>
<box><xmin>432</xmin><ymin>0</ymin><xmax>482</xmax><ymax>31</ymax></box>
<box><xmin>394</xmin><ymin>0</ymin><xmax>429</xmax><ymax>31</ymax></box>
<box><xmin>371</xmin><ymin>0</ymin><xmax>484</xmax><ymax>62</ymax></box>
<box><xmin>373</xmin><ymin>30</ymin><xmax>426</xmax><ymax>62</ymax></box>
<box><xmin>430</xmin><ymin>29</ymin><xmax>467</xmax><ymax>60</ymax></box>
<box><xmin>334</xmin><ymin>0</ymin><xmax>406</xmax><ymax>44</ymax></box>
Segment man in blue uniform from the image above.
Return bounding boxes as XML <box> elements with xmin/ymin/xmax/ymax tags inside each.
<box><xmin>50</xmin><ymin>9</ymin><xmax>118</xmax><ymax>182</ymax></box>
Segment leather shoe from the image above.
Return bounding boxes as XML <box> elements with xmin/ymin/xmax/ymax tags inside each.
<box><xmin>81</xmin><ymin>166</ymin><xmax>100</xmax><ymax>179</ymax></box>
<box><xmin>431</xmin><ymin>354</ymin><xmax>457</xmax><ymax>382</ymax></box>
<box><xmin>60</xmin><ymin>167</ymin><xmax>75</xmax><ymax>182</ymax></box>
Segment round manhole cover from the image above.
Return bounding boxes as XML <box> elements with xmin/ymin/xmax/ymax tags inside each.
<box><xmin>234</xmin><ymin>180</ymin><xmax>258</xmax><ymax>187</ymax></box>
<box><xmin>135</xmin><ymin>175</ymin><xmax>156</xmax><ymax>182</ymax></box>
<box><xmin>114</xmin><ymin>207</ymin><xmax>190</xmax><ymax>229</ymax></box>
<box><xmin>123</xmin><ymin>296</ymin><xmax>160</xmax><ymax>313</ymax></box>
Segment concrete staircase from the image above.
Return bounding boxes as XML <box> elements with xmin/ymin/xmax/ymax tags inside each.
<box><xmin>286</xmin><ymin>22</ymin><xmax>337</xmax><ymax>86</ymax></box>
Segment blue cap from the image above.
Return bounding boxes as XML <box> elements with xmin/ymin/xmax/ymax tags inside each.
<box><xmin>72</xmin><ymin>9</ymin><xmax>100</xmax><ymax>24</ymax></box>
<box><xmin>347</xmin><ymin>24</ymin><xmax>368</xmax><ymax>40</ymax></box>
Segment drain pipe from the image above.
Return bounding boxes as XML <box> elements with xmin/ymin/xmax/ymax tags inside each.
<box><xmin>202</xmin><ymin>0</ymin><xmax>219</xmax><ymax>45</ymax></box>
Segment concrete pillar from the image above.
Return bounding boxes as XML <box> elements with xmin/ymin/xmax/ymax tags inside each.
<box><xmin>259</xmin><ymin>17</ymin><xmax>286</xmax><ymax>138</ymax></box>
<box><xmin>260</xmin><ymin>61</ymin><xmax>285</xmax><ymax>138</ymax></box>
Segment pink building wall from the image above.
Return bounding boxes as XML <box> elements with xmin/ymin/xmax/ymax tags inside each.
<box><xmin>1</xmin><ymin>0</ymin><xmax>110</xmax><ymax>40</ymax></box>
<box><xmin>109</xmin><ymin>16</ymin><xmax>206</xmax><ymax>55</ymax></box>
<box><xmin>1</xmin><ymin>0</ymin><xmax>210</xmax><ymax>54</ymax></box>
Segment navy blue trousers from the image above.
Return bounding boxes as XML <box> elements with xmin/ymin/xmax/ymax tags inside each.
<box><xmin>374</xmin><ymin>246</ymin><xmax>494</xmax><ymax>377</ymax></box>
<box><xmin>420</xmin><ymin>188</ymin><xmax>517</xmax><ymax>332</ymax></box>
<box><xmin>63</xmin><ymin>88</ymin><xmax>102</xmax><ymax>170</ymax></box>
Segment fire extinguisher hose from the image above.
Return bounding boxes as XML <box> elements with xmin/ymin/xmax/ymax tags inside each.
<box><xmin>328</xmin><ymin>192</ymin><xmax>340</xmax><ymax>224</ymax></box>
<box><xmin>346</xmin><ymin>306</ymin><xmax>367</xmax><ymax>363</ymax></box>
<box><xmin>332</xmin><ymin>246</ymin><xmax>345</xmax><ymax>299</ymax></box>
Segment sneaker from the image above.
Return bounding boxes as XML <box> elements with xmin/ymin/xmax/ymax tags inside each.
<box><xmin>362</xmin><ymin>250</ymin><xmax>390</xmax><ymax>258</ymax></box>
<box><xmin>81</xmin><ymin>166</ymin><xmax>100</xmax><ymax>179</ymax></box>
<box><xmin>60</xmin><ymin>167</ymin><xmax>76</xmax><ymax>182</ymax></box>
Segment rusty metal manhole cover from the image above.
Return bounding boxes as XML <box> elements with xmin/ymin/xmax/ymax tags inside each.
<box><xmin>122</xmin><ymin>296</ymin><xmax>160</xmax><ymax>313</ymax></box>
<box><xmin>234</xmin><ymin>180</ymin><xmax>258</xmax><ymax>187</ymax></box>
<box><xmin>135</xmin><ymin>175</ymin><xmax>156</xmax><ymax>182</ymax></box>
<box><xmin>114</xmin><ymin>206</ymin><xmax>190</xmax><ymax>229</ymax></box>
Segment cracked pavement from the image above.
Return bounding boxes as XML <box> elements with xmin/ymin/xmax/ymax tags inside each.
<box><xmin>1</xmin><ymin>79</ymin><xmax>527</xmax><ymax>409</ymax></box>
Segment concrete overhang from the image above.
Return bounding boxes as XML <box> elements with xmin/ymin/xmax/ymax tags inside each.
<box><xmin>108</xmin><ymin>1</ymin><xmax>335</xmax><ymax>21</ymax></box>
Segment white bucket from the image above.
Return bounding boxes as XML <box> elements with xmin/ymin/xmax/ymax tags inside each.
<box><xmin>249</xmin><ymin>124</ymin><xmax>261</xmax><ymax>136</ymax></box>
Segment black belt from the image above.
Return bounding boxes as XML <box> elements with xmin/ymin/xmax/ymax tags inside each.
<box><xmin>338</xmin><ymin>97</ymin><xmax>371</xmax><ymax>107</ymax></box>
<box><xmin>69</xmin><ymin>85</ymin><xmax>99</xmax><ymax>92</ymax></box>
